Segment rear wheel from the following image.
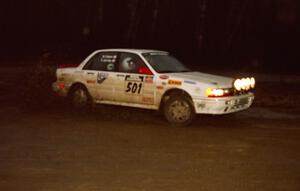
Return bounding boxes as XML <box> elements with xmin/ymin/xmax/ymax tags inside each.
<box><xmin>70</xmin><ymin>86</ymin><xmax>92</xmax><ymax>111</ymax></box>
<box><xmin>163</xmin><ymin>95</ymin><xmax>195</xmax><ymax>126</ymax></box>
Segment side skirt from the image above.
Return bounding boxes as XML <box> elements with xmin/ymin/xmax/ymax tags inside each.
<box><xmin>94</xmin><ymin>100</ymin><xmax>159</xmax><ymax>110</ymax></box>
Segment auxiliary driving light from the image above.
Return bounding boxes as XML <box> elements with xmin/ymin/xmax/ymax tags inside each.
<box><xmin>250</xmin><ymin>77</ymin><xmax>255</xmax><ymax>88</ymax></box>
<box><xmin>234</xmin><ymin>77</ymin><xmax>255</xmax><ymax>91</ymax></box>
<box><xmin>234</xmin><ymin>79</ymin><xmax>242</xmax><ymax>91</ymax></box>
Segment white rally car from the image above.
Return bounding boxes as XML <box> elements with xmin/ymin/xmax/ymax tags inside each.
<box><xmin>52</xmin><ymin>49</ymin><xmax>255</xmax><ymax>125</ymax></box>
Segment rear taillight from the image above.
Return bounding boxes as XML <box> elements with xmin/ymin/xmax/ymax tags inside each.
<box><xmin>58</xmin><ymin>84</ymin><xmax>65</xmax><ymax>89</ymax></box>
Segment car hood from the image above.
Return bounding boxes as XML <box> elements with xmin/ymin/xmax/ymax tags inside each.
<box><xmin>166</xmin><ymin>72</ymin><xmax>234</xmax><ymax>87</ymax></box>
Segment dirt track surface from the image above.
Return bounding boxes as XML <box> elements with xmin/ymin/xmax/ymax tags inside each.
<box><xmin>1</xmin><ymin>66</ymin><xmax>300</xmax><ymax>191</ymax></box>
<box><xmin>0</xmin><ymin>105</ymin><xmax>300</xmax><ymax>191</ymax></box>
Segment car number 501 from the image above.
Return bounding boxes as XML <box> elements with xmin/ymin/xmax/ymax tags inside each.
<box><xmin>126</xmin><ymin>82</ymin><xmax>143</xmax><ymax>94</ymax></box>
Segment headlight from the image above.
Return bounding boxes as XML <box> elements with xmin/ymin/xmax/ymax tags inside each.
<box><xmin>206</xmin><ymin>88</ymin><xmax>227</xmax><ymax>97</ymax></box>
<box><xmin>234</xmin><ymin>77</ymin><xmax>255</xmax><ymax>91</ymax></box>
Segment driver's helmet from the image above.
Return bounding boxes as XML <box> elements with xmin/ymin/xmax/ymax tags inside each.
<box><xmin>122</xmin><ymin>57</ymin><xmax>136</xmax><ymax>72</ymax></box>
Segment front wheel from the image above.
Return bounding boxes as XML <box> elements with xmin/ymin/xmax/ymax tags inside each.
<box><xmin>163</xmin><ymin>95</ymin><xmax>195</xmax><ymax>126</ymax></box>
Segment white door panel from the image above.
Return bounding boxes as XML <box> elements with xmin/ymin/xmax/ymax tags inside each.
<box><xmin>81</xmin><ymin>70</ymin><xmax>115</xmax><ymax>101</ymax></box>
<box><xmin>83</xmin><ymin>70</ymin><xmax>97</xmax><ymax>98</ymax></box>
<box><xmin>95</xmin><ymin>72</ymin><xmax>114</xmax><ymax>101</ymax></box>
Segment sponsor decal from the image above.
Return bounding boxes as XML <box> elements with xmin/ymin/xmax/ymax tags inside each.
<box><xmin>197</xmin><ymin>103</ymin><xmax>206</xmax><ymax>109</ymax></box>
<box><xmin>168</xmin><ymin>80</ymin><xmax>182</xmax><ymax>86</ymax></box>
<box><xmin>145</xmin><ymin>76</ymin><xmax>154</xmax><ymax>83</ymax></box>
<box><xmin>125</xmin><ymin>75</ymin><xmax>144</xmax><ymax>82</ymax></box>
<box><xmin>97</xmin><ymin>72</ymin><xmax>109</xmax><ymax>84</ymax></box>
<box><xmin>148</xmin><ymin>52</ymin><xmax>168</xmax><ymax>56</ymax></box>
<box><xmin>106</xmin><ymin>63</ymin><xmax>115</xmax><ymax>71</ymax></box>
<box><xmin>142</xmin><ymin>97</ymin><xmax>154</xmax><ymax>103</ymax></box>
<box><xmin>159</xmin><ymin>75</ymin><xmax>169</xmax><ymax>80</ymax></box>
<box><xmin>100</xmin><ymin>54</ymin><xmax>117</xmax><ymax>63</ymax></box>
<box><xmin>156</xmin><ymin>86</ymin><xmax>164</xmax><ymax>90</ymax></box>
<box><xmin>184</xmin><ymin>80</ymin><xmax>196</xmax><ymax>85</ymax></box>
<box><xmin>87</xmin><ymin>80</ymin><xmax>96</xmax><ymax>84</ymax></box>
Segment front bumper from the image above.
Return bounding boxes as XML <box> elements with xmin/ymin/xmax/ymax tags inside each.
<box><xmin>193</xmin><ymin>93</ymin><xmax>254</xmax><ymax>114</ymax></box>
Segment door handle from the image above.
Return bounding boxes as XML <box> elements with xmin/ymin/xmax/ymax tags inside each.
<box><xmin>87</xmin><ymin>72</ymin><xmax>95</xmax><ymax>75</ymax></box>
<box><xmin>117</xmin><ymin>74</ymin><xmax>125</xmax><ymax>77</ymax></box>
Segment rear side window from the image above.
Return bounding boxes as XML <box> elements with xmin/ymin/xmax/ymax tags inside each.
<box><xmin>83</xmin><ymin>52</ymin><xmax>118</xmax><ymax>71</ymax></box>
<box><xmin>119</xmin><ymin>53</ymin><xmax>147</xmax><ymax>74</ymax></box>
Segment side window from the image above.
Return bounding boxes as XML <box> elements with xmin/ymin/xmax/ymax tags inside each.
<box><xmin>83</xmin><ymin>52</ymin><xmax>118</xmax><ymax>71</ymax></box>
<box><xmin>119</xmin><ymin>53</ymin><xmax>149</xmax><ymax>74</ymax></box>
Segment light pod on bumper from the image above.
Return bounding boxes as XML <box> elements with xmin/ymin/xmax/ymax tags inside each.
<box><xmin>233</xmin><ymin>77</ymin><xmax>255</xmax><ymax>91</ymax></box>
<box><xmin>250</xmin><ymin>77</ymin><xmax>255</xmax><ymax>88</ymax></box>
<box><xmin>234</xmin><ymin>79</ymin><xmax>242</xmax><ymax>91</ymax></box>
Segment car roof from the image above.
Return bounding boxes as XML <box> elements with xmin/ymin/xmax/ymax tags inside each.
<box><xmin>94</xmin><ymin>49</ymin><xmax>168</xmax><ymax>55</ymax></box>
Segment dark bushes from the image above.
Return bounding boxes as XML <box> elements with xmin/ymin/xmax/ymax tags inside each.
<box><xmin>20</xmin><ymin>58</ymin><xmax>61</xmax><ymax>110</ymax></box>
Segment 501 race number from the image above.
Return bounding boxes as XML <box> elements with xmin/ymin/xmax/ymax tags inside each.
<box><xmin>126</xmin><ymin>82</ymin><xmax>142</xmax><ymax>94</ymax></box>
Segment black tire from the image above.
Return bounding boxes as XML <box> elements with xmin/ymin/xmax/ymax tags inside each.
<box><xmin>70</xmin><ymin>86</ymin><xmax>92</xmax><ymax>111</ymax></box>
<box><xmin>163</xmin><ymin>94</ymin><xmax>195</xmax><ymax>126</ymax></box>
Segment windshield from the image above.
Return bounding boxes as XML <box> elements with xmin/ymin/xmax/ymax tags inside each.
<box><xmin>142</xmin><ymin>53</ymin><xmax>191</xmax><ymax>73</ymax></box>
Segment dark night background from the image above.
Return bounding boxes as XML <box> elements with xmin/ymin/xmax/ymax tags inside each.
<box><xmin>1</xmin><ymin>0</ymin><xmax>299</xmax><ymax>73</ymax></box>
